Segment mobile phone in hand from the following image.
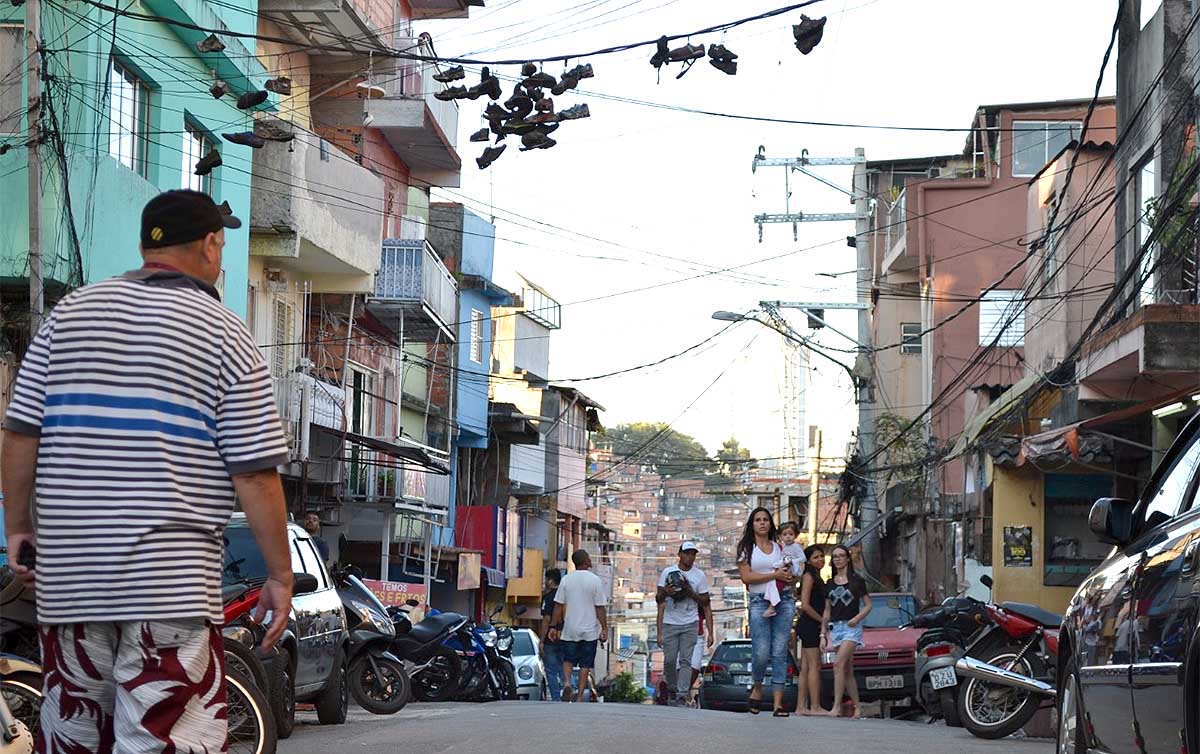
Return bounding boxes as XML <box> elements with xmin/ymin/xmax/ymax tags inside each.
<box><xmin>16</xmin><ymin>541</ymin><xmax>36</xmax><ymax>569</ymax></box>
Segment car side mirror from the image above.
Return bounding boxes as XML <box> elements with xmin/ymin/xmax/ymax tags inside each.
<box><xmin>293</xmin><ymin>573</ymin><xmax>319</xmax><ymax>596</ymax></box>
<box><xmin>1090</xmin><ymin>498</ymin><xmax>1135</xmax><ymax>547</ymax></box>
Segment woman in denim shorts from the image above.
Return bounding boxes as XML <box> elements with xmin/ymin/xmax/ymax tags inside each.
<box><xmin>821</xmin><ymin>545</ymin><xmax>872</xmax><ymax>718</ymax></box>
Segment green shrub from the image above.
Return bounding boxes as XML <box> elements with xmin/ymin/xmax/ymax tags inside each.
<box><xmin>605</xmin><ymin>671</ymin><xmax>648</xmax><ymax>704</ymax></box>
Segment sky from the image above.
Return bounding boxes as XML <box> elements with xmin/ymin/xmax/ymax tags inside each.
<box><xmin>420</xmin><ymin>0</ymin><xmax>1120</xmax><ymax>465</ymax></box>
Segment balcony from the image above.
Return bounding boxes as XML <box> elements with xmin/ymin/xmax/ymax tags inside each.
<box><xmin>257</xmin><ymin>0</ymin><xmax>394</xmax><ymax>53</ymax></box>
<box><xmin>370</xmin><ymin>239</ymin><xmax>458</xmax><ymax>340</ymax></box>
<box><xmin>881</xmin><ymin>189</ymin><xmax>917</xmax><ymax>275</ymax></box>
<box><xmin>1077</xmin><ymin>304</ymin><xmax>1200</xmax><ymax>399</ymax></box>
<box><xmin>311</xmin><ymin>38</ymin><xmax>461</xmax><ymax>188</ymax></box>
<box><xmin>250</xmin><ymin>130</ymin><xmax>386</xmax><ymax>293</ymax></box>
<box><xmin>410</xmin><ymin>0</ymin><xmax>483</xmax><ymax>19</ymax></box>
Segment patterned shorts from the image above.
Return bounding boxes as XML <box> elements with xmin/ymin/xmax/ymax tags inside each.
<box><xmin>38</xmin><ymin>619</ymin><xmax>227</xmax><ymax>754</ymax></box>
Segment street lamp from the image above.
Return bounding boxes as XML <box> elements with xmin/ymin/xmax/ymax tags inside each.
<box><xmin>712</xmin><ymin>310</ymin><xmax>859</xmax><ymax>391</ymax></box>
<box><xmin>711</xmin><ymin>311</ymin><xmax>747</xmax><ymax>322</ymax></box>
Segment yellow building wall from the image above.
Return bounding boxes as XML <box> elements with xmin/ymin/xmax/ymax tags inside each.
<box><xmin>990</xmin><ymin>465</ymin><xmax>1077</xmax><ymax>614</ymax></box>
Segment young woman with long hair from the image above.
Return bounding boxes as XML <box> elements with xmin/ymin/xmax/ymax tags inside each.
<box><xmin>823</xmin><ymin>544</ymin><xmax>872</xmax><ymax>718</ymax></box>
<box><xmin>736</xmin><ymin>507</ymin><xmax>796</xmax><ymax>717</ymax></box>
<box><xmin>794</xmin><ymin>544</ymin><xmax>827</xmax><ymax>715</ymax></box>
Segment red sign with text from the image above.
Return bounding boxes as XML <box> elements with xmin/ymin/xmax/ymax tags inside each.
<box><xmin>362</xmin><ymin>579</ymin><xmax>428</xmax><ymax>609</ymax></box>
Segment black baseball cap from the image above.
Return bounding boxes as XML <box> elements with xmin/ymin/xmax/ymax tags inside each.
<box><xmin>141</xmin><ymin>190</ymin><xmax>241</xmax><ymax>249</ymax></box>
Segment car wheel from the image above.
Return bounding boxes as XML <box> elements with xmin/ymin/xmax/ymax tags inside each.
<box><xmin>1057</xmin><ymin>656</ymin><xmax>1086</xmax><ymax>754</ymax></box>
<box><xmin>315</xmin><ymin>647</ymin><xmax>349</xmax><ymax>726</ymax></box>
<box><xmin>270</xmin><ymin>650</ymin><xmax>296</xmax><ymax>740</ymax></box>
<box><xmin>940</xmin><ymin>688</ymin><xmax>962</xmax><ymax>728</ymax></box>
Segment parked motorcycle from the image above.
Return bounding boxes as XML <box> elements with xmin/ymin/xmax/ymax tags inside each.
<box><xmin>906</xmin><ymin>596</ymin><xmax>990</xmax><ymax>727</ymax></box>
<box><xmin>0</xmin><ymin>655</ymin><xmax>40</xmax><ymax>754</ymax></box>
<box><xmin>442</xmin><ymin>606</ymin><xmax>518</xmax><ymax>702</ymax></box>
<box><xmin>952</xmin><ymin>576</ymin><xmax>1061</xmax><ymax>740</ymax></box>
<box><xmin>333</xmin><ymin>565</ymin><xmax>411</xmax><ymax>715</ymax></box>
<box><xmin>389</xmin><ymin>601</ymin><xmax>466</xmax><ymax>702</ymax></box>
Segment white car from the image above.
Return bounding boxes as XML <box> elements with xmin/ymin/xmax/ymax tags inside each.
<box><xmin>511</xmin><ymin>628</ymin><xmax>547</xmax><ymax>700</ymax></box>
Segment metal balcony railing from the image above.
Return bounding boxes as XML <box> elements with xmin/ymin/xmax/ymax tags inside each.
<box><xmin>885</xmin><ymin>189</ymin><xmax>906</xmax><ymax>255</ymax></box>
<box><xmin>375</xmin><ymin>239</ymin><xmax>458</xmax><ymax>333</ymax></box>
<box><xmin>392</xmin><ymin>37</ymin><xmax>459</xmax><ymax>144</ymax></box>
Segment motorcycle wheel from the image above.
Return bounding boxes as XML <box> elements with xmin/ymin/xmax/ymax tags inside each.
<box><xmin>495</xmin><ymin>659</ymin><xmax>519</xmax><ymax>701</ymax></box>
<box><xmin>940</xmin><ymin>688</ymin><xmax>963</xmax><ymax>727</ymax></box>
<box><xmin>1</xmin><ymin>672</ymin><xmax>42</xmax><ymax>743</ymax></box>
<box><xmin>411</xmin><ymin>646</ymin><xmax>462</xmax><ymax>703</ymax></box>
<box><xmin>223</xmin><ymin>639</ymin><xmax>270</xmax><ymax>694</ymax></box>
<box><xmin>958</xmin><ymin>648</ymin><xmax>1045</xmax><ymax>740</ymax></box>
<box><xmin>349</xmin><ymin>656</ymin><xmax>411</xmax><ymax>714</ymax></box>
<box><xmin>226</xmin><ymin>666</ymin><xmax>278</xmax><ymax>754</ymax></box>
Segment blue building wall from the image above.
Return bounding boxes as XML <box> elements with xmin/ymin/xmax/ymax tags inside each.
<box><xmin>0</xmin><ymin>0</ymin><xmax>271</xmax><ymax>319</ymax></box>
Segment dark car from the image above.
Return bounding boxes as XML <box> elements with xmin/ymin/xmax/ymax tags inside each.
<box><xmin>224</xmin><ymin>514</ymin><xmax>350</xmax><ymax>736</ymax></box>
<box><xmin>820</xmin><ymin>592</ymin><xmax>923</xmax><ymax>713</ymax></box>
<box><xmin>699</xmin><ymin>639</ymin><xmax>799</xmax><ymax>712</ymax></box>
<box><xmin>1059</xmin><ymin>410</ymin><xmax>1200</xmax><ymax>754</ymax></box>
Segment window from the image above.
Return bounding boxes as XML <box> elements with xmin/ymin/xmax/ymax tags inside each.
<box><xmin>246</xmin><ymin>284</ymin><xmax>257</xmax><ymax>336</ymax></box>
<box><xmin>1136</xmin><ymin>154</ymin><xmax>1158</xmax><ymax>306</ymax></box>
<box><xmin>1140</xmin><ymin>433</ymin><xmax>1200</xmax><ymax>532</ymax></box>
<box><xmin>469</xmin><ymin>309</ymin><xmax>484</xmax><ymax>363</ymax></box>
<box><xmin>900</xmin><ymin>323</ymin><xmax>922</xmax><ymax>354</ymax></box>
<box><xmin>181</xmin><ymin>120</ymin><xmax>212</xmax><ymax>192</ymax></box>
<box><xmin>299</xmin><ymin>539</ymin><xmax>329</xmax><ymax>589</ymax></box>
<box><xmin>1043</xmin><ymin>226</ymin><xmax>1060</xmax><ymax>291</ymax></box>
<box><xmin>978</xmin><ymin>290</ymin><xmax>1024</xmax><ymax>346</ymax></box>
<box><xmin>271</xmin><ymin>299</ymin><xmax>294</xmax><ymax>377</ymax></box>
<box><xmin>108</xmin><ymin>60</ymin><xmax>149</xmax><ymax>176</ymax></box>
<box><xmin>1011</xmin><ymin>120</ymin><xmax>1081</xmax><ymax>177</ymax></box>
<box><xmin>0</xmin><ymin>26</ymin><xmax>21</xmax><ymax>135</ymax></box>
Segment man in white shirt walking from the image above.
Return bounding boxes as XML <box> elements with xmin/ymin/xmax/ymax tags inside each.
<box><xmin>656</xmin><ymin>542</ymin><xmax>712</xmax><ymax>705</ymax></box>
<box><xmin>549</xmin><ymin>550</ymin><xmax>608</xmax><ymax>702</ymax></box>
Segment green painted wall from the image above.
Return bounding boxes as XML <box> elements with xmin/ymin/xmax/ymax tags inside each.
<box><xmin>0</xmin><ymin>0</ymin><xmax>271</xmax><ymax>318</ymax></box>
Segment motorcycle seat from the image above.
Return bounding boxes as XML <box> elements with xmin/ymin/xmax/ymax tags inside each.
<box><xmin>407</xmin><ymin>612</ymin><xmax>462</xmax><ymax>643</ymax></box>
<box><xmin>999</xmin><ymin>601</ymin><xmax>1062</xmax><ymax>628</ymax></box>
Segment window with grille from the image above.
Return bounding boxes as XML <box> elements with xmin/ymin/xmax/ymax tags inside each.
<box><xmin>181</xmin><ymin>120</ymin><xmax>212</xmax><ymax>192</ymax></box>
<box><xmin>1136</xmin><ymin>154</ymin><xmax>1158</xmax><ymax>306</ymax></box>
<box><xmin>901</xmin><ymin>323</ymin><xmax>922</xmax><ymax>354</ymax></box>
<box><xmin>109</xmin><ymin>60</ymin><xmax>149</xmax><ymax>176</ymax></box>
<box><xmin>978</xmin><ymin>290</ymin><xmax>1024</xmax><ymax>347</ymax></box>
<box><xmin>469</xmin><ymin>309</ymin><xmax>483</xmax><ymax>364</ymax></box>
<box><xmin>271</xmin><ymin>299</ymin><xmax>294</xmax><ymax>377</ymax></box>
<box><xmin>0</xmin><ymin>26</ymin><xmax>21</xmax><ymax>135</ymax></box>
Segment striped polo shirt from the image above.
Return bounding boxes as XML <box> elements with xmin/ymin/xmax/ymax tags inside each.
<box><xmin>3</xmin><ymin>269</ymin><xmax>289</xmax><ymax>624</ymax></box>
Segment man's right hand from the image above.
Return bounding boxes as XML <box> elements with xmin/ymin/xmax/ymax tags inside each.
<box><xmin>254</xmin><ymin>575</ymin><xmax>293</xmax><ymax>651</ymax></box>
<box><xmin>6</xmin><ymin>533</ymin><xmax>36</xmax><ymax>588</ymax></box>
<box><xmin>548</xmin><ymin>628</ymin><xmax>560</xmax><ymax>643</ymax></box>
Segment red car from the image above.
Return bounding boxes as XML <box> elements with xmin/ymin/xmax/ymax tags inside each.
<box><xmin>820</xmin><ymin>592</ymin><xmax>924</xmax><ymax>714</ymax></box>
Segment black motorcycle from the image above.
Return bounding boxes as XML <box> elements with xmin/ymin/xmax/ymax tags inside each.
<box><xmin>906</xmin><ymin>596</ymin><xmax>990</xmax><ymax>727</ymax></box>
<box><xmin>389</xmin><ymin>602</ymin><xmax>467</xmax><ymax>702</ymax></box>
<box><xmin>332</xmin><ymin>565</ymin><xmax>411</xmax><ymax>715</ymax></box>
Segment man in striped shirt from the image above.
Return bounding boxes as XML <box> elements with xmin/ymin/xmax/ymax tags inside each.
<box><xmin>1</xmin><ymin>190</ymin><xmax>293</xmax><ymax>753</ymax></box>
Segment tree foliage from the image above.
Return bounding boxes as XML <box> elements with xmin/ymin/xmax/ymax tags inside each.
<box><xmin>602</xmin><ymin>422</ymin><xmax>711</xmax><ymax>478</ymax></box>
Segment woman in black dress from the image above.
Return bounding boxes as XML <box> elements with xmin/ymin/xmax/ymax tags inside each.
<box><xmin>794</xmin><ymin>544</ymin><xmax>827</xmax><ymax>715</ymax></box>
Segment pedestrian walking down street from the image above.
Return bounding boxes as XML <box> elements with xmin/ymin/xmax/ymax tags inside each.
<box><xmin>737</xmin><ymin>507</ymin><xmax>797</xmax><ymax>717</ymax></box>
<box><xmin>550</xmin><ymin>550</ymin><xmax>608</xmax><ymax>703</ymax></box>
<box><xmin>655</xmin><ymin>541</ymin><xmax>713</xmax><ymax>705</ymax></box>
<box><xmin>795</xmin><ymin>544</ymin><xmax>827</xmax><ymax>715</ymax></box>
<box><xmin>1</xmin><ymin>190</ymin><xmax>294</xmax><ymax>754</ymax></box>
<box><xmin>540</xmin><ymin>568</ymin><xmax>565</xmax><ymax>701</ymax></box>
<box><xmin>823</xmin><ymin>544</ymin><xmax>873</xmax><ymax>718</ymax></box>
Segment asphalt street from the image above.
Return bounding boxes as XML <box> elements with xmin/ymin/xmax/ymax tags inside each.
<box><xmin>280</xmin><ymin>703</ymin><xmax>1055</xmax><ymax>754</ymax></box>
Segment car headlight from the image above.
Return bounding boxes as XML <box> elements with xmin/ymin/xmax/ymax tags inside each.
<box><xmin>518</xmin><ymin>664</ymin><xmax>533</xmax><ymax>680</ymax></box>
<box><xmin>481</xmin><ymin>628</ymin><xmax>498</xmax><ymax>647</ymax></box>
<box><xmin>822</xmin><ymin>652</ymin><xmax>838</xmax><ymax>665</ymax></box>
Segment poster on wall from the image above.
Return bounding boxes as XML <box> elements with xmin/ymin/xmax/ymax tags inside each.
<box><xmin>1003</xmin><ymin>526</ymin><xmax>1033</xmax><ymax>567</ymax></box>
<box><xmin>458</xmin><ymin>552</ymin><xmax>481</xmax><ymax>590</ymax></box>
<box><xmin>362</xmin><ymin>579</ymin><xmax>427</xmax><ymax>610</ymax></box>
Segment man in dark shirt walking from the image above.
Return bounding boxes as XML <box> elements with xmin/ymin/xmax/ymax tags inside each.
<box><xmin>540</xmin><ymin>568</ymin><xmax>565</xmax><ymax>701</ymax></box>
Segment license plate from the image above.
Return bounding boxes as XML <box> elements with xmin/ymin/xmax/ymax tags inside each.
<box><xmin>865</xmin><ymin>675</ymin><xmax>904</xmax><ymax>691</ymax></box>
<box><xmin>930</xmin><ymin>667</ymin><xmax>958</xmax><ymax>690</ymax></box>
<box><xmin>734</xmin><ymin>674</ymin><xmax>752</xmax><ymax>685</ymax></box>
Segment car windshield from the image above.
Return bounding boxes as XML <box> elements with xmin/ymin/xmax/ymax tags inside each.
<box><xmin>512</xmin><ymin>631</ymin><xmax>535</xmax><ymax>656</ymax></box>
<box><xmin>223</xmin><ymin>527</ymin><xmax>268</xmax><ymax>584</ymax></box>
<box><xmin>863</xmin><ymin>595</ymin><xmax>918</xmax><ymax>628</ymax></box>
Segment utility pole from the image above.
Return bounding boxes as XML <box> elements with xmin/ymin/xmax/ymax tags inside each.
<box><xmin>26</xmin><ymin>0</ymin><xmax>43</xmax><ymax>336</ymax></box>
<box><xmin>851</xmin><ymin>147</ymin><xmax>881</xmax><ymax>577</ymax></box>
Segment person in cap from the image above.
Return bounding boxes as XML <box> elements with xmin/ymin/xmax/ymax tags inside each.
<box><xmin>2</xmin><ymin>190</ymin><xmax>293</xmax><ymax>752</ymax></box>
<box><xmin>655</xmin><ymin>541</ymin><xmax>712</xmax><ymax>705</ymax></box>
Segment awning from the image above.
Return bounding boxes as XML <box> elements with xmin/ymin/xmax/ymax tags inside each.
<box><xmin>948</xmin><ymin>372</ymin><xmax>1045</xmax><ymax>459</ymax></box>
<box><xmin>1011</xmin><ymin>387</ymin><xmax>1199</xmax><ymax>468</ymax></box>
<box><xmin>489</xmin><ymin>402</ymin><xmax>540</xmax><ymax>445</ymax></box>
<box><xmin>312</xmin><ymin>424</ymin><xmax>449</xmax><ymax>475</ymax></box>
<box><xmin>481</xmin><ymin>566</ymin><xmax>507</xmax><ymax>590</ymax></box>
